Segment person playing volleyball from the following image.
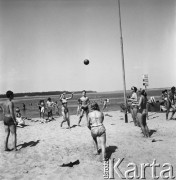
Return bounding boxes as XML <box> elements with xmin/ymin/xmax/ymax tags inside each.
<box><xmin>60</xmin><ymin>92</ymin><xmax>74</xmax><ymax>129</ymax></box>
<box><xmin>87</xmin><ymin>102</ymin><xmax>106</xmax><ymax>160</ymax></box>
<box><xmin>77</xmin><ymin>90</ymin><xmax>90</xmax><ymax>126</ymax></box>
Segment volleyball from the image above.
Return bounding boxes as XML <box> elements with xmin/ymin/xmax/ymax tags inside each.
<box><xmin>84</xmin><ymin>59</ymin><xmax>89</xmax><ymax>65</ymax></box>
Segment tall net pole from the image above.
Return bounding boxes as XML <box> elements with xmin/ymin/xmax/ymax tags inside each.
<box><xmin>118</xmin><ymin>0</ymin><xmax>128</xmax><ymax>123</ymax></box>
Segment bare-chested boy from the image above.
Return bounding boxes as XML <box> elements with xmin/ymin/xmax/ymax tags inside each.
<box><xmin>77</xmin><ymin>90</ymin><xmax>90</xmax><ymax>126</ymax></box>
<box><xmin>87</xmin><ymin>102</ymin><xmax>106</xmax><ymax>160</ymax></box>
<box><xmin>1</xmin><ymin>91</ymin><xmax>17</xmax><ymax>151</ymax></box>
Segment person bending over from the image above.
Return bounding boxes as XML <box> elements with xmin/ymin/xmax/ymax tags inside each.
<box><xmin>87</xmin><ymin>102</ymin><xmax>106</xmax><ymax>160</ymax></box>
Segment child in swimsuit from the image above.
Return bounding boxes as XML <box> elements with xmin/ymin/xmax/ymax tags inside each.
<box><xmin>16</xmin><ymin>107</ymin><xmax>25</xmax><ymax>128</ymax></box>
<box><xmin>39</xmin><ymin>100</ymin><xmax>46</xmax><ymax>123</ymax></box>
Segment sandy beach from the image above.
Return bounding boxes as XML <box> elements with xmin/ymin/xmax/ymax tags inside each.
<box><xmin>0</xmin><ymin>111</ymin><xmax>176</xmax><ymax>180</ymax></box>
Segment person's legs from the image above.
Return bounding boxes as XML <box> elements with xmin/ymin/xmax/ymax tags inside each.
<box><xmin>99</xmin><ymin>133</ymin><xmax>106</xmax><ymax>160</ymax></box>
<box><xmin>142</xmin><ymin>113</ymin><xmax>149</xmax><ymax>138</ymax></box>
<box><xmin>169</xmin><ymin>106</ymin><xmax>176</xmax><ymax>120</ymax></box>
<box><xmin>85</xmin><ymin>110</ymin><xmax>89</xmax><ymax>125</ymax></box>
<box><xmin>4</xmin><ymin>125</ymin><xmax>10</xmax><ymax>151</ymax></box>
<box><xmin>78</xmin><ymin>109</ymin><xmax>84</xmax><ymax>125</ymax></box>
<box><xmin>77</xmin><ymin>105</ymin><xmax>80</xmax><ymax>116</ymax></box>
<box><xmin>39</xmin><ymin>111</ymin><xmax>41</xmax><ymax>118</ymax></box>
<box><xmin>144</xmin><ymin>125</ymin><xmax>150</xmax><ymax>137</ymax></box>
<box><xmin>131</xmin><ymin>107</ymin><xmax>137</xmax><ymax>126</ymax></box>
<box><xmin>138</xmin><ymin>113</ymin><xmax>146</xmax><ymax>137</ymax></box>
<box><xmin>66</xmin><ymin>112</ymin><xmax>70</xmax><ymax>129</ymax></box>
<box><xmin>61</xmin><ymin>111</ymin><xmax>66</xmax><ymax>127</ymax></box>
<box><xmin>41</xmin><ymin>110</ymin><xmax>45</xmax><ymax>119</ymax></box>
<box><xmin>9</xmin><ymin>125</ymin><xmax>17</xmax><ymax>151</ymax></box>
<box><xmin>92</xmin><ymin>135</ymin><xmax>99</xmax><ymax>154</ymax></box>
<box><xmin>166</xmin><ymin>101</ymin><xmax>170</xmax><ymax>120</ymax></box>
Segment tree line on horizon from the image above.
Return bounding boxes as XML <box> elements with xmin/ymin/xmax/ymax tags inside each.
<box><xmin>0</xmin><ymin>90</ymin><xmax>97</xmax><ymax>98</ymax></box>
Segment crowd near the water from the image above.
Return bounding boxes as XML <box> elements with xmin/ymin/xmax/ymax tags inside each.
<box><xmin>0</xmin><ymin>86</ymin><xmax>176</xmax><ymax>161</ymax></box>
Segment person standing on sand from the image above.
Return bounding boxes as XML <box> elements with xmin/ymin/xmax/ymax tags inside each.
<box><xmin>1</xmin><ymin>91</ymin><xmax>17</xmax><ymax>151</ymax></box>
<box><xmin>166</xmin><ymin>86</ymin><xmax>176</xmax><ymax>120</ymax></box>
<box><xmin>128</xmin><ymin>86</ymin><xmax>138</xmax><ymax>126</ymax></box>
<box><xmin>87</xmin><ymin>102</ymin><xmax>106</xmax><ymax>160</ymax></box>
<box><xmin>54</xmin><ymin>101</ymin><xmax>60</xmax><ymax>116</ymax></box>
<box><xmin>46</xmin><ymin>97</ymin><xmax>55</xmax><ymax>120</ymax></box>
<box><xmin>38</xmin><ymin>100</ymin><xmax>46</xmax><ymax>123</ymax></box>
<box><xmin>102</xmin><ymin>98</ymin><xmax>109</xmax><ymax>111</ymax></box>
<box><xmin>136</xmin><ymin>89</ymin><xmax>149</xmax><ymax>138</ymax></box>
<box><xmin>77</xmin><ymin>90</ymin><xmax>90</xmax><ymax>126</ymax></box>
<box><xmin>60</xmin><ymin>92</ymin><xmax>74</xmax><ymax>129</ymax></box>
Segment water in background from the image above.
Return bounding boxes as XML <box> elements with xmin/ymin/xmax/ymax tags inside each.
<box><xmin>0</xmin><ymin>90</ymin><xmax>162</xmax><ymax>120</ymax></box>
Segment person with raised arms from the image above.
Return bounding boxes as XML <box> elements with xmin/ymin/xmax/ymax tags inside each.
<box><xmin>60</xmin><ymin>92</ymin><xmax>74</xmax><ymax>129</ymax></box>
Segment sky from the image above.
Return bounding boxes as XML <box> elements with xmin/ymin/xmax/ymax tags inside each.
<box><xmin>0</xmin><ymin>0</ymin><xmax>176</xmax><ymax>93</ymax></box>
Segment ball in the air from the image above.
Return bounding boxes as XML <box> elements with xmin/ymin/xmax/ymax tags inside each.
<box><xmin>84</xmin><ymin>59</ymin><xmax>89</xmax><ymax>65</ymax></box>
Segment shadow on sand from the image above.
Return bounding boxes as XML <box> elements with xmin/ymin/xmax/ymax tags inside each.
<box><xmin>149</xmin><ymin>129</ymin><xmax>157</xmax><ymax>137</ymax></box>
<box><xmin>106</xmin><ymin>146</ymin><xmax>118</xmax><ymax>160</ymax></box>
<box><xmin>17</xmin><ymin>140</ymin><xmax>40</xmax><ymax>150</ymax></box>
<box><xmin>70</xmin><ymin>125</ymin><xmax>77</xmax><ymax>129</ymax></box>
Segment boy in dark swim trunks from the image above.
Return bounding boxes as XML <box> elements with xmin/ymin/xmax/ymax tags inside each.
<box><xmin>78</xmin><ymin>90</ymin><xmax>90</xmax><ymax>126</ymax></box>
<box><xmin>2</xmin><ymin>91</ymin><xmax>17</xmax><ymax>151</ymax></box>
<box><xmin>88</xmin><ymin>102</ymin><xmax>106</xmax><ymax>160</ymax></box>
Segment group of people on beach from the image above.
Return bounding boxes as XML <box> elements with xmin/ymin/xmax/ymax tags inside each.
<box><xmin>0</xmin><ymin>90</ymin><xmax>107</xmax><ymax>160</ymax></box>
<box><xmin>127</xmin><ymin>86</ymin><xmax>150</xmax><ymax>138</ymax></box>
<box><xmin>2</xmin><ymin>86</ymin><xmax>175</xmax><ymax>160</ymax></box>
<box><xmin>127</xmin><ymin>86</ymin><xmax>176</xmax><ymax>138</ymax></box>
<box><xmin>160</xmin><ymin>86</ymin><xmax>176</xmax><ymax>120</ymax></box>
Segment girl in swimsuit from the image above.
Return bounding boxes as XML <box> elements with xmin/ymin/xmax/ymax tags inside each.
<box><xmin>88</xmin><ymin>102</ymin><xmax>106</xmax><ymax>160</ymax></box>
<box><xmin>2</xmin><ymin>91</ymin><xmax>17</xmax><ymax>151</ymax></box>
<box><xmin>137</xmin><ymin>89</ymin><xmax>150</xmax><ymax>138</ymax></box>
<box><xmin>60</xmin><ymin>92</ymin><xmax>74</xmax><ymax>129</ymax></box>
<box><xmin>128</xmin><ymin>86</ymin><xmax>138</xmax><ymax>126</ymax></box>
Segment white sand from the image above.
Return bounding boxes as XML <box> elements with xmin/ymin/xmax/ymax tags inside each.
<box><xmin>0</xmin><ymin>111</ymin><xmax>176</xmax><ymax>180</ymax></box>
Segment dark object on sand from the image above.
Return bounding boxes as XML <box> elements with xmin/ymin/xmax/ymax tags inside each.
<box><xmin>152</xmin><ymin>139</ymin><xmax>156</xmax><ymax>142</ymax></box>
<box><xmin>60</xmin><ymin>160</ymin><xmax>80</xmax><ymax>167</ymax></box>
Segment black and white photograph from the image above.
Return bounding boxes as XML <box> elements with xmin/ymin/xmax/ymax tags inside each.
<box><xmin>0</xmin><ymin>0</ymin><xmax>176</xmax><ymax>179</ymax></box>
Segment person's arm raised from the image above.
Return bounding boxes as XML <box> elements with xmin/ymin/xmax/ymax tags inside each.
<box><xmin>66</xmin><ymin>92</ymin><xmax>74</xmax><ymax>100</ymax></box>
